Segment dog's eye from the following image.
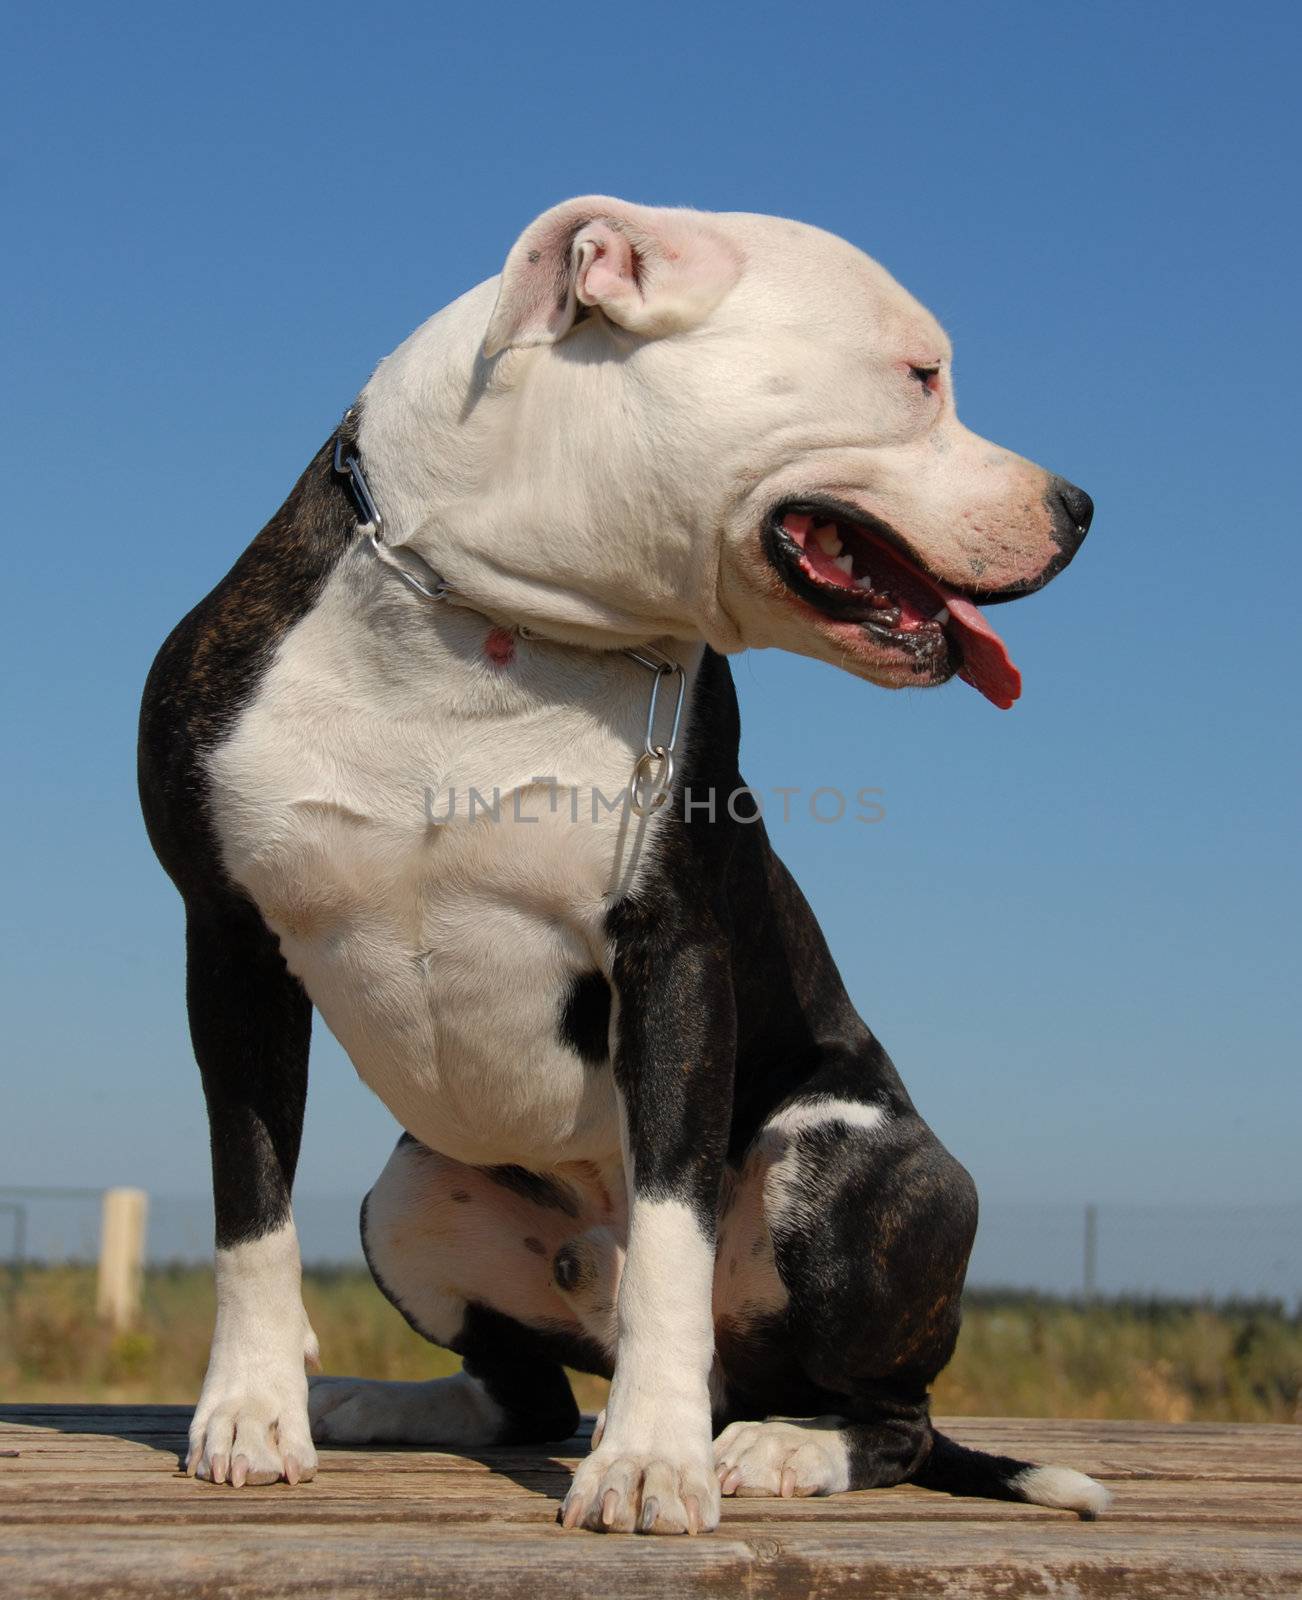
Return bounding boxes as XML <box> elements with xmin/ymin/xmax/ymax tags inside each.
<box><xmin>908</xmin><ymin>364</ymin><xmax>941</xmax><ymax>394</ymax></box>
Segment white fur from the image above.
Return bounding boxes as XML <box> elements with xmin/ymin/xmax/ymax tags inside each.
<box><xmin>1014</xmin><ymin>1463</ymin><xmax>1112</xmax><ymax>1517</ymax></box>
<box><xmin>360</xmin><ymin>1136</ymin><xmax>627</xmax><ymax>1343</ymax></box>
<box><xmin>562</xmin><ymin>1197</ymin><xmax>721</xmax><ymax>1534</ymax></box>
<box><xmin>765</xmin><ymin>1096</ymin><xmax>888</xmax><ymax>1139</ymax></box>
<box><xmin>760</xmin><ymin>1097</ymin><xmax>888</xmax><ymax>1231</ymax></box>
<box><xmin>188</xmin><ymin>1220</ymin><xmax>319</xmax><ymax>1486</ymax></box>
<box><xmin>308</xmin><ymin>1370</ymin><xmax>506</xmax><ymax>1447</ymax></box>
<box><xmin>356</xmin><ymin>198</ymin><xmax>1068</xmax><ymax>690</ymax></box>
<box><xmin>713</xmin><ymin>1417</ymin><xmax>852</xmax><ymax>1497</ymax></box>
<box><xmin>483</xmin><ymin>199</ymin><xmax>743</xmax><ymax>355</ymax></box>
<box><xmin>550</xmin><ymin>1225</ymin><xmax>625</xmax><ymax>1357</ymax></box>
<box><xmin>208</xmin><ymin>564</ymin><xmax>700</xmax><ymax>1173</ymax></box>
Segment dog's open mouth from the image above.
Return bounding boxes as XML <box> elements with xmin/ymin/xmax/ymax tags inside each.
<box><xmin>764</xmin><ymin>503</ymin><xmax>1022</xmax><ymax>709</ymax></box>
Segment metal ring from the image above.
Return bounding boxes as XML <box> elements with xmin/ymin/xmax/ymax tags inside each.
<box><xmin>635</xmin><ymin>658</ymin><xmax>686</xmax><ymax>764</ymax></box>
<box><xmin>629</xmin><ymin>746</ymin><xmax>674</xmax><ymax>817</ymax></box>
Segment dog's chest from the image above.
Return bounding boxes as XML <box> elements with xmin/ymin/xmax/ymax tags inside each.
<box><xmin>206</xmin><ymin>563</ymin><xmax>694</xmax><ymax>1168</ymax></box>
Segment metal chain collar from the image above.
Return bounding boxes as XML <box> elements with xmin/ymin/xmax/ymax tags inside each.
<box><xmin>334</xmin><ymin>439</ymin><xmax>685</xmax><ymax>818</ymax></box>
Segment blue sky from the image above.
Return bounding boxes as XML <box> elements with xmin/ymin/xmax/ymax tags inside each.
<box><xmin>3</xmin><ymin>0</ymin><xmax>1299</xmax><ymax>1227</ymax></box>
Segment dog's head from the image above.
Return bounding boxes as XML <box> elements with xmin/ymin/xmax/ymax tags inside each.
<box><xmin>373</xmin><ymin>196</ymin><xmax>1091</xmax><ymax>707</ymax></box>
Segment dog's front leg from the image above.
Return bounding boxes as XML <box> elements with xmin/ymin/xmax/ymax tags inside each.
<box><xmin>561</xmin><ymin>904</ymin><xmax>734</xmax><ymax>1535</ymax></box>
<box><xmin>185</xmin><ymin>895</ymin><xmax>318</xmax><ymax>1487</ymax></box>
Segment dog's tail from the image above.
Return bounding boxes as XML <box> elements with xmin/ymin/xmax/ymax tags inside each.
<box><xmin>911</xmin><ymin>1429</ymin><xmax>1110</xmax><ymax>1518</ymax></box>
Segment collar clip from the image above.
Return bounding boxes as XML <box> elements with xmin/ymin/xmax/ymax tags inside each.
<box><xmin>334</xmin><ymin>435</ymin><xmax>454</xmax><ymax>603</ymax></box>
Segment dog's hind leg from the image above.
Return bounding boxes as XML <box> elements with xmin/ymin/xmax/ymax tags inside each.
<box><xmin>709</xmin><ymin>1087</ymin><xmax>934</xmax><ymax>1496</ymax></box>
<box><xmin>184</xmin><ymin>895</ymin><xmax>320</xmax><ymax>1488</ymax></box>
<box><xmin>712</xmin><ymin>1064</ymin><xmax>1107</xmax><ymax>1514</ymax></box>
<box><xmin>310</xmin><ymin>1137</ymin><xmax>611</xmax><ymax>1448</ymax></box>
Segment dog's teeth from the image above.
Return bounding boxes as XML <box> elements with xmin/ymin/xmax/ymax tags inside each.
<box><xmin>813</xmin><ymin>525</ymin><xmax>843</xmax><ymax>558</ymax></box>
<box><xmin>834</xmin><ymin>554</ymin><xmax>854</xmax><ymax>575</ymax></box>
<box><xmin>856</xmin><ymin>576</ymin><xmax>874</xmax><ymax>591</ymax></box>
<box><xmin>933</xmin><ymin>606</ymin><xmax>950</xmax><ymax>624</ymax></box>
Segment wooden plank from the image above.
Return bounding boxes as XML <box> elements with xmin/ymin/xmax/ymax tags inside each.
<box><xmin>5</xmin><ymin>1435</ymin><xmax>1299</xmax><ymax>1486</ymax></box>
<box><xmin>4</xmin><ymin>1414</ymin><xmax>1297</xmax><ymax>1462</ymax></box>
<box><xmin>8</xmin><ymin>1406</ymin><xmax>1289</xmax><ymax>1475</ymax></box>
<box><xmin>5</xmin><ymin>1409</ymin><xmax>1294</xmax><ymax>1450</ymax></box>
<box><xmin>5</xmin><ymin>1406</ymin><xmax>1298</xmax><ymax>1483</ymax></box>
<box><xmin>4</xmin><ymin>1455</ymin><xmax>1299</xmax><ymax>1508</ymax></box>
<box><xmin>2</xmin><ymin>1521</ymin><xmax>1300</xmax><ymax>1600</ymax></box>
<box><xmin>3</xmin><ymin>1479</ymin><xmax>1301</xmax><ymax>1529</ymax></box>
<box><xmin>9</xmin><ymin>1403</ymin><xmax>1291</xmax><ymax>1475</ymax></box>
<box><xmin>2</xmin><ymin>1407</ymin><xmax>1299</xmax><ymax>1599</ymax></box>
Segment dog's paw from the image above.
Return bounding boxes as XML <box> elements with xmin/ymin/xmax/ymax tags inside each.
<box><xmin>308</xmin><ymin>1371</ymin><xmax>504</xmax><ymax>1447</ymax></box>
<box><xmin>190</xmin><ymin>1231</ymin><xmax>320</xmax><ymax>1486</ymax></box>
<box><xmin>561</xmin><ymin>1443</ymin><xmax>720</xmax><ymax>1534</ymax></box>
<box><xmin>713</xmin><ymin>1417</ymin><xmax>850</xmax><ymax>1498</ymax></box>
<box><xmin>187</xmin><ymin>1384</ymin><xmax>317</xmax><ymax>1487</ymax></box>
<box><xmin>308</xmin><ymin>1375</ymin><xmax>387</xmax><ymax>1443</ymax></box>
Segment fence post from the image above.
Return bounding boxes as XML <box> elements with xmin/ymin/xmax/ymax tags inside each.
<box><xmin>97</xmin><ymin>1188</ymin><xmax>148</xmax><ymax>1329</ymax></box>
<box><xmin>1083</xmin><ymin>1202</ymin><xmax>1098</xmax><ymax>1301</ymax></box>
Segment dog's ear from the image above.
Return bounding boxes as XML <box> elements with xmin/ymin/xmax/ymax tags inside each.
<box><xmin>483</xmin><ymin>196</ymin><xmax>742</xmax><ymax>357</ymax></box>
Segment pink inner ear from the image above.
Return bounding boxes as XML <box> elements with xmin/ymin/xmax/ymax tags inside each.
<box><xmin>574</xmin><ymin>221</ymin><xmax>639</xmax><ymax>308</ymax></box>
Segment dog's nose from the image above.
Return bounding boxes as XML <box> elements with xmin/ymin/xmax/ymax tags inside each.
<box><xmin>1048</xmin><ymin>476</ymin><xmax>1093</xmax><ymax>558</ymax></box>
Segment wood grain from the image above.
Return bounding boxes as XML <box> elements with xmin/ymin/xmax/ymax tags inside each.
<box><xmin>1</xmin><ymin>1406</ymin><xmax>1298</xmax><ymax>1598</ymax></box>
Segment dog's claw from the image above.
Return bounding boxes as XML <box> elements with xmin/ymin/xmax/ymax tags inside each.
<box><xmin>713</xmin><ymin>1418</ymin><xmax>853</xmax><ymax>1499</ymax></box>
<box><xmin>189</xmin><ymin>1378</ymin><xmax>317</xmax><ymax>1488</ymax></box>
<box><xmin>563</xmin><ymin>1446</ymin><xmax>721</xmax><ymax>1534</ymax></box>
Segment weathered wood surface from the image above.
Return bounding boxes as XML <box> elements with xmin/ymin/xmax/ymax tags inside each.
<box><xmin>1</xmin><ymin>1406</ymin><xmax>1299</xmax><ymax>1598</ymax></box>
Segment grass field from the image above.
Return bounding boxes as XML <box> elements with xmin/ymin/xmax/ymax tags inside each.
<box><xmin>2</xmin><ymin>1265</ymin><xmax>1298</xmax><ymax>1424</ymax></box>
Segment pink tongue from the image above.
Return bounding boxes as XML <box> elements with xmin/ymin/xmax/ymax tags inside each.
<box><xmin>942</xmin><ymin>595</ymin><xmax>1022</xmax><ymax>711</ymax></box>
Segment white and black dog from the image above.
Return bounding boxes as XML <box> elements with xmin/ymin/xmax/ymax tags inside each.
<box><xmin>139</xmin><ymin>197</ymin><xmax>1104</xmax><ymax>1533</ymax></box>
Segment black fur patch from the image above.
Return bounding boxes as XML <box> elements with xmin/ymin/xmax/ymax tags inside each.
<box><xmin>184</xmin><ymin>895</ymin><xmax>311</xmax><ymax>1249</ymax></box>
<box><xmin>138</xmin><ymin>417</ymin><xmax>360</xmax><ymax>1251</ymax></box>
<box><xmin>139</xmin><ymin>415</ymin><xmax>360</xmax><ymax>903</ymax></box>
<box><xmin>483</xmin><ymin>1165</ymin><xmax>580</xmax><ymax>1217</ymax></box>
<box><xmin>558</xmin><ymin>971</ymin><xmax>611</xmax><ymax>1064</ymax></box>
<box><xmin>455</xmin><ymin>1304</ymin><xmax>602</xmax><ymax>1441</ymax></box>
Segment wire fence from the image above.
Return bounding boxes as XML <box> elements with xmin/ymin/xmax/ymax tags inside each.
<box><xmin>967</xmin><ymin>1201</ymin><xmax>1299</xmax><ymax>1304</ymax></box>
<box><xmin>3</xmin><ymin>1188</ymin><xmax>1298</xmax><ymax>1306</ymax></box>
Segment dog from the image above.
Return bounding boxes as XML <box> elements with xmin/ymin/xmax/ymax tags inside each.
<box><xmin>138</xmin><ymin>196</ymin><xmax>1103</xmax><ymax>1533</ymax></box>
